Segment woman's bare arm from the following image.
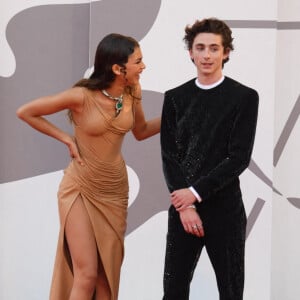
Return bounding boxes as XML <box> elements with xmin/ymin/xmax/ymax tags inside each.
<box><xmin>130</xmin><ymin>84</ymin><xmax>161</xmax><ymax>141</ymax></box>
<box><xmin>16</xmin><ymin>87</ymin><xmax>85</xmax><ymax>163</ymax></box>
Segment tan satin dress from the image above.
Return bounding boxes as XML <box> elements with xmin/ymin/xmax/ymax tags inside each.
<box><xmin>49</xmin><ymin>88</ymin><xmax>134</xmax><ymax>300</ymax></box>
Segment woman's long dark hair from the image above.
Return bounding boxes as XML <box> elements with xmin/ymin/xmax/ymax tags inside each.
<box><xmin>74</xmin><ymin>33</ymin><xmax>139</xmax><ymax>90</ymax></box>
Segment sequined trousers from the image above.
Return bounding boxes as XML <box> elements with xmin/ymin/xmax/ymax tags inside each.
<box><xmin>162</xmin><ymin>205</ymin><xmax>247</xmax><ymax>300</ymax></box>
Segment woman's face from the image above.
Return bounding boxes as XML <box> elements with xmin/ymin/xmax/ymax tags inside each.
<box><xmin>123</xmin><ymin>47</ymin><xmax>146</xmax><ymax>86</ymax></box>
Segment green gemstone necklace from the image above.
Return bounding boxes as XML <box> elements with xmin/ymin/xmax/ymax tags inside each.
<box><xmin>101</xmin><ymin>89</ymin><xmax>123</xmax><ymax>116</ymax></box>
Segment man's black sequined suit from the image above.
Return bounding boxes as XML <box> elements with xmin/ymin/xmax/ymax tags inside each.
<box><xmin>161</xmin><ymin>76</ymin><xmax>259</xmax><ymax>300</ymax></box>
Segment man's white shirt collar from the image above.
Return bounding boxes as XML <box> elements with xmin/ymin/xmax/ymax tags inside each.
<box><xmin>195</xmin><ymin>76</ymin><xmax>225</xmax><ymax>90</ymax></box>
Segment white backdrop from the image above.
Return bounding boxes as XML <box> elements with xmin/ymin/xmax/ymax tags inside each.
<box><xmin>1</xmin><ymin>0</ymin><xmax>299</xmax><ymax>299</ymax></box>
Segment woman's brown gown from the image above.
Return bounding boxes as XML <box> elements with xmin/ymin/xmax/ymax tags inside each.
<box><xmin>49</xmin><ymin>88</ymin><xmax>134</xmax><ymax>300</ymax></box>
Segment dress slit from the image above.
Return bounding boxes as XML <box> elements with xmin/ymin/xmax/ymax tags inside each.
<box><xmin>49</xmin><ymin>158</ymin><xmax>128</xmax><ymax>300</ymax></box>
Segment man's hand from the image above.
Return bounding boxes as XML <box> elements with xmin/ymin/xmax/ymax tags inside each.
<box><xmin>179</xmin><ymin>207</ymin><xmax>204</xmax><ymax>237</ymax></box>
<box><xmin>171</xmin><ymin>188</ymin><xmax>196</xmax><ymax>211</ymax></box>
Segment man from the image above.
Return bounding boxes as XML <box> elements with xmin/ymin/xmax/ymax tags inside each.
<box><xmin>160</xmin><ymin>18</ymin><xmax>259</xmax><ymax>300</ymax></box>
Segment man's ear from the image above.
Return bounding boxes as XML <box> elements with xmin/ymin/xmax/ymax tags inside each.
<box><xmin>189</xmin><ymin>49</ymin><xmax>195</xmax><ymax>63</ymax></box>
<box><xmin>189</xmin><ymin>49</ymin><xmax>194</xmax><ymax>62</ymax></box>
<box><xmin>224</xmin><ymin>47</ymin><xmax>230</xmax><ymax>60</ymax></box>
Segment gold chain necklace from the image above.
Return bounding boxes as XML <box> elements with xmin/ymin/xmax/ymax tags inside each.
<box><xmin>101</xmin><ymin>89</ymin><xmax>123</xmax><ymax>116</ymax></box>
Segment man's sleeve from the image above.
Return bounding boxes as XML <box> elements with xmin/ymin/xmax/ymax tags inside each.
<box><xmin>160</xmin><ymin>91</ymin><xmax>188</xmax><ymax>192</ymax></box>
<box><xmin>192</xmin><ymin>88</ymin><xmax>259</xmax><ymax>201</ymax></box>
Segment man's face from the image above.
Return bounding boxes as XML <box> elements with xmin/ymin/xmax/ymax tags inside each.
<box><xmin>189</xmin><ymin>33</ymin><xmax>229</xmax><ymax>81</ymax></box>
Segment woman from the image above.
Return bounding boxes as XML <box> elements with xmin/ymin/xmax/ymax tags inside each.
<box><xmin>17</xmin><ymin>33</ymin><xmax>161</xmax><ymax>300</ymax></box>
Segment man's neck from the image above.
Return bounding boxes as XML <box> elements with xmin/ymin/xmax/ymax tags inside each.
<box><xmin>197</xmin><ymin>71</ymin><xmax>224</xmax><ymax>85</ymax></box>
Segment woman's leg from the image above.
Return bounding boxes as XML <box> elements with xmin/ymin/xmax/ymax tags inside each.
<box><xmin>95</xmin><ymin>256</ymin><xmax>111</xmax><ymax>300</ymax></box>
<box><xmin>65</xmin><ymin>195</ymin><xmax>98</xmax><ymax>300</ymax></box>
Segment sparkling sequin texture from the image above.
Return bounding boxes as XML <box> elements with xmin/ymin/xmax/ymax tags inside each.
<box><xmin>160</xmin><ymin>77</ymin><xmax>259</xmax><ymax>299</ymax></box>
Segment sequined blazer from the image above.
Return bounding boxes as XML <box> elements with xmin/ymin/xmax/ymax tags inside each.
<box><xmin>160</xmin><ymin>76</ymin><xmax>259</xmax><ymax>224</ymax></box>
